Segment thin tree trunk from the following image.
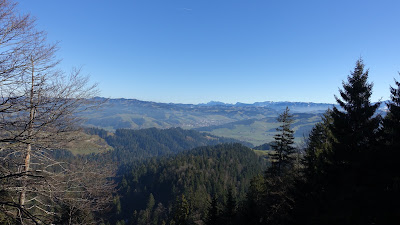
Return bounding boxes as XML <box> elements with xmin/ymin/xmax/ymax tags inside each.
<box><xmin>18</xmin><ymin>57</ymin><xmax>35</xmax><ymax>221</ymax></box>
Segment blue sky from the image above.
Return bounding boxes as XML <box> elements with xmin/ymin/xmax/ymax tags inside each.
<box><xmin>17</xmin><ymin>0</ymin><xmax>400</xmax><ymax>104</ymax></box>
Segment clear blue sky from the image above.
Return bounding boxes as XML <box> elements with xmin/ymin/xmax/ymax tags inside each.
<box><xmin>17</xmin><ymin>0</ymin><xmax>400</xmax><ymax>104</ymax></box>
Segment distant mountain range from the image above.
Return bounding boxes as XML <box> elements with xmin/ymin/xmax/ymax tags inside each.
<box><xmin>80</xmin><ymin>98</ymin><xmax>385</xmax><ymax>146</ymax></box>
<box><xmin>199</xmin><ymin>100</ymin><xmax>335</xmax><ymax>113</ymax></box>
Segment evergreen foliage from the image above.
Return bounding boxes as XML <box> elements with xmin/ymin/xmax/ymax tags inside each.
<box><xmin>171</xmin><ymin>194</ymin><xmax>190</xmax><ymax>225</ymax></box>
<box><xmin>231</xmin><ymin>107</ymin><xmax>298</xmax><ymax>225</ymax></box>
<box><xmin>293</xmin><ymin>59</ymin><xmax>399</xmax><ymax>224</ymax></box>
<box><xmin>302</xmin><ymin>110</ymin><xmax>333</xmax><ymax>185</ymax></box>
<box><xmin>235</xmin><ymin>59</ymin><xmax>400</xmax><ymax>224</ymax></box>
<box><xmin>241</xmin><ymin>174</ymin><xmax>265</xmax><ymax>225</ymax></box>
<box><xmin>104</xmin><ymin>127</ymin><xmax>253</xmax><ymax>163</ymax></box>
<box><xmin>378</xmin><ymin>74</ymin><xmax>400</xmax><ymax>222</ymax></box>
<box><xmin>269</xmin><ymin>107</ymin><xmax>296</xmax><ymax>175</ymax></box>
<box><xmin>320</xmin><ymin>59</ymin><xmax>382</xmax><ymax>223</ymax></box>
<box><xmin>384</xmin><ymin>74</ymin><xmax>400</xmax><ymax>148</ymax></box>
<box><xmin>330</xmin><ymin>59</ymin><xmax>381</xmax><ymax>164</ymax></box>
<box><xmin>204</xmin><ymin>196</ymin><xmax>220</xmax><ymax>225</ymax></box>
<box><xmin>114</xmin><ymin>143</ymin><xmax>265</xmax><ymax>224</ymax></box>
<box><xmin>220</xmin><ymin>187</ymin><xmax>237</xmax><ymax>225</ymax></box>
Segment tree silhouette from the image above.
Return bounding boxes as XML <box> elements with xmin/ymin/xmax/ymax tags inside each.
<box><xmin>269</xmin><ymin>107</ymin><xmax>296</xmax><ymax>176</ymax></box>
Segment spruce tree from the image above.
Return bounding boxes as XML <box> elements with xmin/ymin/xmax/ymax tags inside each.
<box><xmin>330</xmin><ymin>59</ymin><xmax>381</xmax><ymax>163</ymax></box>
<box><xmin>294</xmin><ymin>111</ymin><xmax>334</xmax><ymax>224</ymax></box>
<box><xmin>204</xmin><ymin>196</ymin><xmax>220</xmax><ymax>225</ymax></box>
<box><xmin>222</xmin><ymin>188</ymin><xmax>237</xmax><ymax>225</ymax></box>
<box><xmin>302</xmin><ymin>110</ymin><xmax>334</xmax><ymax>183</ymax></box>
<box><xmin>379</xmin><ymin>74</ymin><xmax>400</xmax><ymax>223</ymax></box>
<box><xmin>172</xmin><ymin>194</ymin><xmax>190</xmax><ymax>225</ymax></box>
<box><xmin>253</xmin><ymin>107</ymin><xmax>296</xmax><ymax>225</ymax></box>
<box><xmin>383</xmin><ymin>74</ymin><xmax>400</xmax><ymax>148</ymax></box>
<box><xmin>269</xmin><ymin>107</ymin><xmax>296</xmax><ymax>176</ymax></box>
<box><xmin>242</xmin><ymin>175</ymin><xmax>265</xmax><ymax>225</ymax></box>
<box><xmin>321</xmin><ymin>59</ymin><xmax>381</xmax><ymax>224</ymax></box>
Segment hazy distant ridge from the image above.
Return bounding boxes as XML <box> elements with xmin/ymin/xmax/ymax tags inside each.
<box><xmin>79</xmin><ymin>98</ymin><xmax>336</xmax><ymax>145</ymax></box>
<box><xmin>199</xmin><ymin>100</ymin><xmax>335</xmax><ymax>112</ymax></box>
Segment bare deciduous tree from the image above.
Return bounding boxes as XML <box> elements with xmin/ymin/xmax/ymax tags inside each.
<box><xmin>0</xmin><ymin>1</ymin><xmax>114</xmax><ymax>224</ymax></box>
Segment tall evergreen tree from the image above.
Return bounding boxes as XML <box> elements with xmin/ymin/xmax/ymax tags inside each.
<box><xmin>172</xmin><ymin>194</ymin><xmax>190</xmax><ymax>225</ymax></box>
<box><xmin>294</xmin><ymin>111</ymin><xmax>334</xmax><ymax>224</ymax></box>
<box><xmin>222</xmin><ymin>188</ymin><xmax>237</xmax><ymax>225</ymax></box>
<box><xmin>240</xmin><ymin>107</ymin><xmax>297</xmax><ymax>225</ymax></box>
<box><xmin>312</xmin><ymin>59</ymin><xmax>382</xmax><ymax>224</ymax></box>
<box><xmin>379</xmin><ymin>74</ymin><xmax>400</xmax><ymax>223</ymax></box>
<box><xmin>383</xmin><ymin>74</ymin><xmax>400</xmax><ymax>148</ymax></box>
<box><xmin>302</xmin><ymin>110</ymin><xmax>334</xmax><ymax>184</ymax></box>
<box><xmin>204</xmin><ymin>196</ymin><xmax>220</xmax><ymax>225</ymax></box>
<box><xmin>330</xmin><ymin>59</ymin><xmax>381</xmax><ymax>163</ymax></box>
<box><xmin>269</xmin><ymin>107</ymin><xmax>296</xmax><ymax>176</ymax></box>
<box><xmin>242</xmin><ymin>175</ymin><xmax>265</xmax><ymax>225</ymax></box>
<box><xmin>146</xmin><ymin>193</ymin><xmax>156</xmax><ymax>212</ymax></box>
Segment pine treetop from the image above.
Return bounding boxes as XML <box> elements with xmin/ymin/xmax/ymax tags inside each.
<box><xmin>269</xmin><ymin>107</ymin><xmax>296</xmax><ymax>176</ymax></box>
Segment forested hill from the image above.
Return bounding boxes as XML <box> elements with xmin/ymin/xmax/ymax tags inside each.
<box><xmin>113</xmin><ymin>143</ymin><xmax>266</xmax><ymax>225</ymax></box>
<box><xmin>85</xmin><ymin>127</ymin><xmax>253</xmax><ymax>163</ymax></box>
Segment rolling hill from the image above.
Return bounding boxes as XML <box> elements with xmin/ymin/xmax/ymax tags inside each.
<box><xmin>80</xmin><ymin>98</ymin><xmax>335</xmax><ymax>145</ymax></box>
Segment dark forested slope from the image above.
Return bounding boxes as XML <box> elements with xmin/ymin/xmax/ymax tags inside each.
<box><xmin>113</xmin><ymin>143</ymin><xmax>266</xmax><ymax>225</ymax></box>
<box><xmin>86</xmin><ymin>127</ymin><xmax>253</xmax><ymax>163</ymax></box>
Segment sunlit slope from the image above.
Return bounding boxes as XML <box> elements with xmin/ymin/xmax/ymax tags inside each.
<box><xmin>196</xmin><ymin>113</ymin><xmax>321</xmax><ymax>146</ymax></box>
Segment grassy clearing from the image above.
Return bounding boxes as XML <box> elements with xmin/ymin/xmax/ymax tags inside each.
<box><xmin>65</xmin><ymin>132</ymin><xmax>113</xmax><ymax>155</ymax></box>
<box><xmin>253</xmin><ymin>149</ymin><xmax>271</xmax><ymax>156</ymax></box>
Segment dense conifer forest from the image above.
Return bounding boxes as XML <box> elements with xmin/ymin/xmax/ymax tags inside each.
<box><xmin>112</xmin><ymin>143</ymin><xmax>265</xmax><ymax>225</ymax></box>
<box><xmin>100</xmin><ymin>127</ymin><xmax>253</xmax><ymax>163</ymax></box>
